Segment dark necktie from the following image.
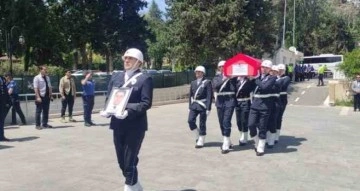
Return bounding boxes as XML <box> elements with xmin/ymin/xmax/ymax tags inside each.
<box><xmin>43</xmin><ymin>76</ymin><xmax>49</xmax><ymax>97</ymax></box>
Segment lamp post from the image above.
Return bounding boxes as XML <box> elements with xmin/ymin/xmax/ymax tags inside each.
<box><xmin>8</xmin><ymin>26</ymin><xmax>25</xmax><ymax>75</ymax></box>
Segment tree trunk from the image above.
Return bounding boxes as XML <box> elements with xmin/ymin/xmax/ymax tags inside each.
<box><xmin>24</xmin><ymin>46</ymin><xmax>31</xmax><ymax>72</ymax></box>
<box><xmin>88</xmin><ymin>48</ymin><xmax>93</xmax><ymax>70</ymax></box>
<box><xmin>73</xmin><ymin>50</ymin><xmax>79</xmax><ymax>70</ymax></box>
<box><xmin>79</xmin><ymin>45</ymin><xmax>88</xmax><ymax>69</ymax></box>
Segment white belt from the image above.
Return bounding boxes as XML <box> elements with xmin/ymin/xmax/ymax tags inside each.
<box><xmin>280</xmin><ymin>92</ymin><xmax>287</xmax><ymax>95</ymax></box>
<box><xmin>217</xmin><ymin>92</ymin><xmax>235</xmax><ymax>96</ymax></box>
<box><xmin>237</xmin><ymin>97</ymin><xmax>251</xmax><ymax>101</ymax></box>
<box><xmin>191</xmin><ymin>98</ymin><xmax>207</xmax><ymax>109</ymax></box>
<box><xmin>253</xmin><ymin>94</ymin><xmax>279</xmax><ymax>98</ymax></box>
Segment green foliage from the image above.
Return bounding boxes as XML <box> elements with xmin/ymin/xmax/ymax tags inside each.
<box><xmin>339</xmin><ymin>48</ymin><xmax>360</xmax><ymax>78</ymax></box>
<box><xmin>335</xmin><ymin>99</ymin><xmax>353</xmax><ymax>107</ymax></box>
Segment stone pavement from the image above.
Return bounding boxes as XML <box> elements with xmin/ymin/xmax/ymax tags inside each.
<box><xmin>1</xmin><ymin>103</ymin><xmax>360</xmax><ymax>191</ymax></box>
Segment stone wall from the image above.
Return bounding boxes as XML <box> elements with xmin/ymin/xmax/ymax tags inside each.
<box><xmin>328</xmin><ymin>80</ymin><xmax>353</xmax><ymax>106</ymax></box>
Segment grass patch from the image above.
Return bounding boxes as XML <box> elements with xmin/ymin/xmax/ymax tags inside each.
<box><xmin>335</xmin><ymin>99</ymin><xmax>353</xmax><ymax>107</ymax></box>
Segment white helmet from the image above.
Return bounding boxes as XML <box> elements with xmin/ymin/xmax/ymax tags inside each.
<box><xmin>194</xmin><ymin>66</ymin><xmax>206</xmax><ymax>74</ymax></box>
<box><xmin>278</xmin><ymin>63</ymin><xmax>286</xmax><ymax>70</ymax></box>
<box><xmin>261</xmin><ymin>60</ymin><xmax>272</xmax><ymax>68</ymax></box>
<box><xmin>122</xmin><ymin>48</ymin><xmax>144</xmax><ymax>63</ymax></box>
<box><xmin>271</xmin><ymin>65</ymin><xmax>279</xmax><ymax>72</ymax></box>
<box><xmin>218</xmin><ymin>60</ymin><xmax>226</xmax><ymax>67</ymax></box>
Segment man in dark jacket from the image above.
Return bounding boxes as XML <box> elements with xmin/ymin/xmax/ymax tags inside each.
<box><xmin>188</xmin><ymin>65</ymin><xmax>212</xmax><ymax>148</ymax></box>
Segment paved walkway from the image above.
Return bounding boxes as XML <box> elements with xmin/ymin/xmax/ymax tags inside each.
<box><xmin>1</xmin><ymin>103</ymin><xmax>359</xmax><ymax>191</ymax></box>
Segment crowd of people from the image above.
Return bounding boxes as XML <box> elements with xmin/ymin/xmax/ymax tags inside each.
<box><xmin>187</xmin><ymin>60</ymin><xmax>291</xmax><ymax>157</ymax></box>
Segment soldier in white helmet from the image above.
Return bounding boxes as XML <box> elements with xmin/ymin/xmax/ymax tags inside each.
<box><xmin>247</xmin><ymin>60</ymin><xmax>277</xmax><ymax>156</ymax></box>
<box><xmin>188</xmin><ymin>66</ymin><xmax>213</xmax><ymax>148</ymax></box>
<box><xmin>212</xmin><ymin>60</ymin><xmax>237</xmax><ymax>154</ymax></box>
<box><xmin>275</xmin><ymin>64</ymin><xmax>291</xmax><ymax>144</ymax></box>
<box><xmin>100</xmin><ymin>48</ymin><xmax>153</xmax><ymax>191</ymax></box>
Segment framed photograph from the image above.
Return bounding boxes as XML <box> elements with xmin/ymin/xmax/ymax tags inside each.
<box><xmin>104</xmin><ymin>87</ymin><xmax>132</xmax><ymax>115</ymax></box>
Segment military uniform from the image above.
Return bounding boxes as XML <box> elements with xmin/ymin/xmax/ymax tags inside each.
<box><xmin>276</xmin><ymin>75</ymin><xmax>291</xmax><ymax>142</ymax></box>
<box><xmin>107</xmin><ymin>70</ymin><xmax>153</xmax><ymax>186</ymax></box>
<box><xmin>235</xmin><ymin>77</ymin><xmax>256</xmax><ymax>146</ymax></box>
<box><xmin>212</xmin><ymin>74</ymin><xmax>237</xmax><ymax>153</ymax></box>
<box><xmin>0</xmin><ymin>76</ymin><xmax>11</xmax><ymax>141</ymax></box>
<box><xmin>248</xmin><ymin>74</ymin><xmax>276</xmax><ymax>156</ymax></box>
<box><xmin>188</xmin><ymin>77</ymin><xmax>212</xmax><ymax>148</ymax></box>
<box><xmin>266</xmin><ymin>76</ymin><xmax>282</xmax><ymax>148</ymax></box>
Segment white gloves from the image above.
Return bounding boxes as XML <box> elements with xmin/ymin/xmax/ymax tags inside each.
<box><xmin>99</xmin><ymin>110</ymin><xmax>111</xmax><ymax>118</ymax></box>
<box><xmin>206</xmin><ymin>110</ymin><xmax>210</xmax><ymax>116</ymax></box>
<box><xmin>115</xmin><ymin>110</ymin><xmax>128</xmax><ymax>120</ymax></box>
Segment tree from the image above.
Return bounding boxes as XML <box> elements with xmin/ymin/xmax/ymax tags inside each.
<box><xmin>145</xmin><ymin>0</ymin><xmax>168</xmax><ymax>69</ymax></box>
<box><xmin>339</xmin><ymin>48</ymin><xmax>360</xmax><ymax>78</ymax></box>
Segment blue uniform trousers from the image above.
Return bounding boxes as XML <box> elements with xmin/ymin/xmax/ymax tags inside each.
<box><xmin>82</xmin><ymin>95</ymin><xmax>94</xmax><ymax>123</ymax></box>
<box><xmin>216</xmin><ymin>106</ymin><xmax>234</xmax><ymax>137</ymax></box>
<box><xmin>113</xmin><ymin>127</ymin><xmax>145</xmax><ymax>186</ymax></box>
<box><xmin>235</xmin><ymin>101</ymin><xmax>250</xmax><ymax>133</ymax></box>
<box><xmin>248</xmin><ymin>108</ymin><xmax>270</xmax><ymax>139</ymax></box>
<box><xmin>188</xmin><ymin>109</ymin><xmax>207</xmax><ymax>135</ymax></box>
<box><xmin>267</xmin><ymin>102</ymin><xmax>280</xmax><ymax>133</ymax></box>
<box><xmin>277</xmin><ymin>97</ymin><xmax>288</xmax><ymax>130</ymax></box>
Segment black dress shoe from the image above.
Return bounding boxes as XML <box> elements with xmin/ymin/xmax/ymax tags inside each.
<box><xmin>42</xmin><ymin>124</ymin><xmax>53</xmax><ymax>128</ymax></box>
<box><xmin>36</xmin><ymin>126</ymin><xmax>43</xmax><ymax>130</ymax></box>
<box><xmin>256</xmin><ymin>152</ymin><xmax>264</xmax><ymax>156</ymax></box>
<box><xmin>0</xmin><ymin>137</ymin><xmax>11</xmax><ymax>142</ymax></box>
<box><xmin>195</xmin><ymin>145</ymin><xmax>203</xmax><ymax>149</ymax></box>
<box><xmin>89</xmin><ymin>122</ymin><xmax>96</xmax><ymax>126</ymax></box>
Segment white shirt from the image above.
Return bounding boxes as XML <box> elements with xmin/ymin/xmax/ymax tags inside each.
<box><xmin>33</xmin><ymin>74</ymin><xmax>52</xmax><ymax>97</ymax></box>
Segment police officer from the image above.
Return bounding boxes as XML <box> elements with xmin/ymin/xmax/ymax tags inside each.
<box><xmin>276</xmin><ymin>64</ymin><xmax>291</xmax><ymax>143</ymax></box>
<box><xmin>81</xmin><ymin>71</ymin><xmax>95</xmax><ymax>127</ymax></box>
<box><xmin>266</xmin><ymin>65</ymin><xmax>282</xmax><ymax>148</ymax></box>
<box><xmin>4</xmin><ymin>73</ymin><xmax>27</xmax><ymax>125</ymax></box>
<box><xmin>248</xmin><ymin>60</ymin><xmax>276</xmax><ymax>156</ymax></box>
<box><xmin>100</xmin><ymin>48</ymin><xmax>153</xmax><ymax>191</ymax></box>
<box><xmin>212</xmin><ymin>60</ymin><xmax>237</xmax><ymax>154</ymax></box>
<box><xmin>188</xmin><ymin>66</ymin><xmax>212</xmax><ymax>148</ymax></box>
<box><xmin>0</xmin><ymin>75</ymin><xmax>11</xmax><ymax>141</ymax></box>
<box><xmin>235</xmin><ymin>76</ymin><xmax>256</xmax><ymax>146</ymax></box>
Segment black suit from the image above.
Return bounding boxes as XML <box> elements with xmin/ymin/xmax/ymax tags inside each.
<box><xmin>235</xmin><ymin>78</ymin><xmax>256</xmax><ymax>133</ymax></box>
<box><xmin>188</xmin><ymin>78</ymin><xmax>212</xmax><ymax>135</ymax></box>
<box><xmin>107</xmin><ymin>70</ymin><xmax>153</xmax><ymax>186</ymax></box>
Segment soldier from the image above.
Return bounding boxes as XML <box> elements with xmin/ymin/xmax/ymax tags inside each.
<box><xmin>248</xmin><ymin>60</ymin><xmax>277</xmax><ymax>156</ymax></box>
<box><xmin>0</xmin><ymin>75</ymin><xmax>11</xmax><ymax>141</ymax></box>
<box><xmin>4</xmin><ymin>73</ymin><xmax>27</xmax><ymax>125</ymax></box>
<box><xmin>276</xmin><ymin>64</ymin><xmax>291</xmax><ymax>143</ymax></box>
<box><xmin>188</xmin><ymin>66</ymin><xmax>212</xmax><ymax>148</ymax></box>
<box><xmin>266</xmin><ymin>65</ymin><xmax>282</xmax><ymax>148</ymax></box>
<box><xmin>235</xmin><ymin>76</ymin><xmax>256</xmax><ymax>146</ymax></box>
<box><xmin>100</xmin><ymin>48</ymin><xmax>153</xmax><ymax>191</ymax></box>
<box><xmin>212</xmin><ymin>60</ymin><xmax>237</xmax><ymax>154</ymax></box>
<box><xmin>81</xmin><ymin>71</ymin><xmax>95</xmax><ymax>127</ymax></box>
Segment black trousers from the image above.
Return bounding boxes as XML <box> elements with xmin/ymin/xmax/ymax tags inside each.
<box><xmin>0</xmin><ymin>105</ymin><xmax>6</xmax><ymax>139</ymax></box>
<box><xmin>354</xmin><ymin>94</ymin><xmax>360</xmax><ymax>111</ymax></box>
<box><xmin>10</xmin><ymin>97</ymin><xmax>26</xmax><ymax>124</ymax></box>
<box><xmin>216</xmin><ymin>106</ymin><xmax>234</xmax><ymax>137</ymax></box>
<box><xmin>267</xmin><ymin>102</ymin><xmax>280</xmax><ymax>134</ymax></box>
<box><xmin>235</xmin><ymin>101</ymin><xmax>250</xmax><ymax>133</ymax></box>
<box><xmin>318</xmin><ymin>74</ymin><xmax>324</xmax><ymax>86</ymax></box>
<box><xmin>248</xmin><ymin>108</ymin><xmax>270</xmax><ymax>140</ymax></box>
<box><xmin>113</xmin><ymin>127</ymin><xmax>145</xmax><ymax>186</ymax></box>
<box><xmin>82</xmin><ymin>95</ymin><xmax>94</xmax><ymax>123</ymax></box>
<box><xmin>277</xmin><ymin>99</ymin><xmax>288</xmax><ymax>130</ymax></box>
<box><xmin>61</xmin><ymin>94</ymin><xmax>75</xmax><ymax>117</ymax></box>
<box><xmin>35</xmin><ymin>96</ymin><xmax>50</xmax><ymax>126</ymax></box>
<box><xmin>188</xmin><ymin>109</ymin><xmax>207</xmax><ymax>135</ymax></box>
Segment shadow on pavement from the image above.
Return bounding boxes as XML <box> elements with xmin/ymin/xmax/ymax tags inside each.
<box><xmin>50</xmin><ymin>125</ymin><xmax>74</xmax><ymax>129</ymax></box>
<box><xmin>4</xmin><ymin>126</ymin><xmax>20</xmax><ymax>130</ymax></box>
<box><xmin>162</xmin><ymin>189</ymin><xmax>197</xmax><ymax>191</ymax></box>
<box><xmin>9</xmin><ymin>136</ymin><xmax>39</xmax><ymax>142</ymax></box>
<box><xmin>203</xmin><ymin>141</ymin><xmax>222</xmax><ymax>148</ymax></box>
<box><xmin>266</xmin><ymin>135</ymin><xmax>307</xmax><ymax>154</ymax></box>
<box><xmin>0</xmin><ymin>145</ymin><xmax>14</xmax><ymax>150</ymax></box>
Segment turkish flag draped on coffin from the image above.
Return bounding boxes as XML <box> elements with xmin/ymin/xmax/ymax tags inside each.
<box><xmin>223</xmin><ymin>53</ymin><xmax>262</xmax><ymax>77</ymax></box>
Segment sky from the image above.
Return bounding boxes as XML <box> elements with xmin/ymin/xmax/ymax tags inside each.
<box><xmin>143</xmin><ymin>0</ymin><xmax>167</xmax><ymax>13</ymax></box>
